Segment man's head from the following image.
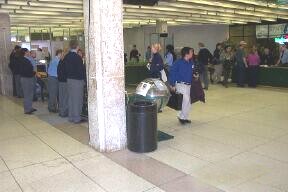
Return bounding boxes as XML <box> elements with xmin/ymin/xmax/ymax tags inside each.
<box><xmin>69</xmin><ymin>40</ymin><xmax>79</xmax><ymax>50</ymax></box>
<box><xmin>198</xmin><ymin>42</ymin><xmax>205</xmax><ymax>48</ymax></box>
<box><xmin>30</xmin><ymin>50</ymin><xmax>36</xmax><ymax>58</ymax></box>
<box><xmin>21</xmin><ymin>48</ymin><xmax>30</xmax><ymax>57</ymax></box>
<box><xmin>264</xmin><ymin>48</ymin><xmax>270</xmax><ymax>55</ymax></box>
<box><xmin>147</xmin><ymin>46</ymin><xmax>151</xmax><ymax>50</ymax></box>
<box><xmin>181</xmin><ymin>47</ymin><xmax>193</xmax><ymax>60</ymax></box>
<box><xmin>14</xmin><ymin>45</ymin><xmax>21</xmax><ymax>51</ymax></box>
<box><xmin>239</xmin><ymin>41</ymin><xmax>247</xmax><ymax>49</ymax></box>
<box><xmin>56</xmin><ymin>49</ymin><xmax>63</xmax><ymax>58</ymax></box>
<box><xmin>133</xmin><ymin>45</ymin><xmax>137</xmax><ymax>49</ymax></box>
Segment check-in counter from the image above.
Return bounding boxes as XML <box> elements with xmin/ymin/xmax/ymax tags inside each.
<box><xmin>232</xmin><ymin>66</ymin><xmax>288</xmax><ymax>87</ymax></box>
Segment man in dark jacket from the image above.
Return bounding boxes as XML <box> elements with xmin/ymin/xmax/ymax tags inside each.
<box><xmin>9</xmin><ymin>45</ymin><xmax>23</xmax><ymax>97</ymax></box>
<box><xmin>63</xmin><ymin>40</ymin><xmax>86</xmax><ymax>123</ymax></box>
<box><xmin>198</xmin><ymin>42</ymin><xmax>213</xmax><ymax>90</ymax></box>
<box><xmin>19</xmin><ymin>48</ymin><xmax>37</xmax><ymax>114</ymax></box>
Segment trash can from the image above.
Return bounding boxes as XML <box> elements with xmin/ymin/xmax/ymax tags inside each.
<box><xmin>127</xmin><ymin>101</ymin><xmax>157</xmax><ymax>153</ymax></box>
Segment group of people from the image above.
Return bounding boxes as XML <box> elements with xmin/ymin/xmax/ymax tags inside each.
<box><xmin>143</xmin><ymin>40</ymin><xmax>288</xmax><ymax>125</ymax></box>
<box><xmin>9</xmin><ymin>40</ymin><xmax>86</xmax><ymax>124</ymax></box>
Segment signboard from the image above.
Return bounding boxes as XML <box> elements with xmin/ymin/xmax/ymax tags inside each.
<box><xmin>256</xmin><ymin>25</ymin><xmax>268</xmax><ymax>38</ymax></box>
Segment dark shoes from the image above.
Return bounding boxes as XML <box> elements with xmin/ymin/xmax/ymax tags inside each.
<box><xmin>24</xmin><ymin>108</ymin><xmax>37</xmax><ymax>115</ymax></box>
<box><xmin>178</xmin><ymin>118</ymin><xmax>192</xmax><ymax>125</ymax></box>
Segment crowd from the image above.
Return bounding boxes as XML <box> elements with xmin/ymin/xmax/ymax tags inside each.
<box><xmin>9</xmin><ymin>40</ymin><xmax>86</xmax><ymax>124</ymax></box>
<box><xmin>142</xmin><ymin>41</ymin><xmax>288</xmax><ymax>125</ymax></box>
<box><xmin>9</xmin><ymin>39</ymin><xmax>288</xmax><ymax>126</ymax></box>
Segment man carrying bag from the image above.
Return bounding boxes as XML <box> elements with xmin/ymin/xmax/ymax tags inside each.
<box><xmin>168</xmin><ymin>47</ymin><xmax>194</xmax><ymax>125</ymax></box>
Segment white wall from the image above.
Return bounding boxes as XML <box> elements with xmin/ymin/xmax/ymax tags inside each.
<box><xmin>123</xmin><ymin>24</ymin><xmax>229</xmax><ymax>57</ymax></box>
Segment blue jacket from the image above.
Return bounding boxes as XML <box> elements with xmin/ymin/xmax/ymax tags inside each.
<box><xmin>169</xmin><ymin>58</ymin><xmax>194</xmax><ymax>86</ymax></box>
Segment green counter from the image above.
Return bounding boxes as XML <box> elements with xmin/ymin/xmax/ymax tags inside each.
<box><xmin>232</xmin><ymin>66</ymin><xmax>288</xmax><ymax>87</ymax></box>
<box><xmin>125</xmin><ymin>64</ymin><xmax>150</xmax><ymax>85</ymax></box>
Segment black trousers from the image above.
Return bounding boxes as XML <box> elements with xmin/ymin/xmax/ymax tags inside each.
<box><xmin>247</xmin><ymin>66</ymin><xmax>259</xmax><ymax>87</ymax></box>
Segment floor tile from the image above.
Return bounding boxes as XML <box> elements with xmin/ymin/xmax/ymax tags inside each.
<box><xmin>254</xmin><ymin>166</ymin><xmax>288</xmax><ymax>192</ymax></box>
<box><xmin>190</xmin><ymin>164</ymin><xmax>248</xmax><ymax>191</ymax></box>
<box><xmin>189</xmin><ymin>125</ymin><xmax>267</xmax><ymax>150</ymax></box>
<box><xmin>170</xmin><ymin>134</ymin><xmax>244</xmax><ymax>162</ymax></box>
<box><xmin>160</xmin><ymin>175</ymin><xmax>223</xmax><ymax>192</ymax></box>
<box><xmin>229</xmin><ymin>181</ymin><xmax>282</xmax><ymax>192</ymax></box>
<box><xmin>0</xmin><ymin>171</ymin><xmax>22</xmax><ymax>192</ymax></box>
<box><xmin>12</xmin><ymin>158</ymin><xmax>105</xmax><ymax>192</ymax></box>
<box><xmin>37</xmin><ymin>131</ymin><xmax>92</xmax><ymax>157</ymax></box>
<box><xmin>252</xmin><ymin>141</ymin><xmax>288</xmax><ymax>163</ymax></box>
<box><xmin>147</xmin><ymin>146</ymin><xmax>209</xmax><ymax>174</ymax></box>
<box><xmin>144</xmin><ymin>187</ymin><xmax>166</xmax><ymax>192</ymax></box>
<box><xmin>0</xmin><ymin>135</ymin><xmax>60</xmax><ymax>169</ymax></box>
<box><xmin>0</xmin><ymin>120</ymin><xmax>32</xmax><ymax>141</ymax></box>
<box><xmin>106</xmin><ymin>150</ymin><xmax>185</xmax><ymax>186</ymax></box>
<box><xmin>71</xmin><ymin>153</ymin><xmax>155</xmax><ymax>192</ymax></box>
<box><xmin>206</xmin><ymin>117</ymin><xmax>288</xmax><ymax>140</ymax></box>
<box><xmin>0</xmin><ymin>159</ymin><xmax>8</xmax><ymax>173</ymax></box>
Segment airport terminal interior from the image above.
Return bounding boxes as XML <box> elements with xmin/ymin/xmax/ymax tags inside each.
<box><xmin>0</xmin><ymin>0</ymin><xmax>288</xmax><ymax>192</ymax></box>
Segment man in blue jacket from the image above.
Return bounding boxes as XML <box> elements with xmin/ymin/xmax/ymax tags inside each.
<box><xmin>169</xmin><ymin>47</ymin><xmax>194</xmax><ymax>124</ymax></box>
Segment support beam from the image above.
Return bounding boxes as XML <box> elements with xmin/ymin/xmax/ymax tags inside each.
<box><xmin>83</xmin><ymin>0</ymin><xmax>127</xmax><ymax>152</ymax></box>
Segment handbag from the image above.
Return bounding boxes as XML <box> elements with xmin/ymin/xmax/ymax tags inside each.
<box><xmin>167</xmin><ymin>92</ymin><xmax>183</xmax><ymax>111</ymax></box>
<box><xmin>190</xmin><ymin>78</ymin><xmax>205</xmax><ymax>104</ymax></box>
<box><xmin>160</xmin><ymin>69</ymin><xmax>167</xmax><ymax>82</ymax></box>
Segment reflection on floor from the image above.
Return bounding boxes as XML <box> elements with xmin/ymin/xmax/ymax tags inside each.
<box><xmin>0</xmin><ymin>84</ymin><xmax>288</xmax><ymax>192</ymax></box>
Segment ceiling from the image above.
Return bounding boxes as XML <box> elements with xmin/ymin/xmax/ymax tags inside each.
<box><xmin>0</xmin><ymin>0</ymin><xmax>288</xmax><ymax>36</ymax></box>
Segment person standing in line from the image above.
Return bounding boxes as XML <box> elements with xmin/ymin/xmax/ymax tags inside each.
<box><xmin>19</xmin><ymin>48</ymin><xmax>37</xmax><ymax>114</ymax></box>
<box><xmin>235</xmin><ymin>41</ymin><xmax>248</xmax><ymax>87</ymax></box>
<box><xmin>277</xmin><ymin>43</ymin><xmax>288</xmax><ymax>66</ymax></box>
<box><xmin>247</xmin><ymin>46</ymin><xmax>261</xmax><ymax>88</ymax></box>
<box><xmin>165</xmin><ymin>44</ymin><xmax>177</xmax><ymax>72</ymax></box>
<box><xmin>220</xmin><ymin>45</ymin><xmax>234</xmax><ymax>88</ymax></box>
<box><xmin>57</xmin><ymin>52</ymin><xmax>68</xmax><ymax>117</ymax></box>
<box><xmin>130</xmin><ymin>45</ymin><xmax>140</xmax><ymax>62</ymax></box>
<box><xmin>212</xmin><ymin>43</ymin><xmax>223</xmax><ymax>84</ymax></box>
<box><xmin>261</xmin><ymin>47</ymin><xmax>274</xmax><ymax>66</ymax></box>
<box><xmin>198</xmin><ymin>42</ymin><xmax>213</xmax><ymax>90</ymax></box>
<box><xmin>63</xmin><ymin>40</ymin><xmax>86</xmax><ymax>123</ymax></box>
<box><xmin>145</xmin><ymin>46</ymin><xmax>152</xmax><ymax>62</ymax></box>
<box><xmin>9</xmin><ymin>46</ymin><xmax>23</xmax><ymax>98</ymax></box>
<box><xmin>28</xmin><ymin>50</ymin><xmax>38</xmax><ymax>101</ymax></box>
<box><xmin>47</xmin><ymin>49</ymin><xmax>63</xmax><ymax>113</ymax></box>
<box><xmin>169</xmin><ymin>47</ymin><xmax>194</xmax><ymax>125</ymax></box>
<box><xmin>149</xmin><ymin>43</ymin><xmax>164</xmax><ymax>79</ymax></box>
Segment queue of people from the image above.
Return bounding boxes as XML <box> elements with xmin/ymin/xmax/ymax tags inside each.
<box><xmin>9</xmin><ymin>40</ymin><xmax>86</xmax><ymax>124</ymax></box>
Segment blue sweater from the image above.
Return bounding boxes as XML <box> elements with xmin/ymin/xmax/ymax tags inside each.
<box><xmin>150</xmin><ymin>53</ymin><xmax>164</xmax><ymax>78</ymax></box>
<box><xmin>63</xmin><ymin>51</ymin><xmax>85</xmax><ymax>80</ymax></box>
<box><xmin>169</xmin><ymin>58</ymin><xmax>194</xmax><ymax>86</ymax></box>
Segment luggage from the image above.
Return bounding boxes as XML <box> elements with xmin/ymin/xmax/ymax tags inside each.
<box><xmin>167</xmin><ymin>92</ymin><xmax>183</xmax><ymax>111</ymax></box>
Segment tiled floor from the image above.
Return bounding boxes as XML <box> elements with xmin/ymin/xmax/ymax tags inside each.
<box><xmin>0</xmin><ymin>84</ymin><xmax>288</xmax><ymax>192</ymax></box>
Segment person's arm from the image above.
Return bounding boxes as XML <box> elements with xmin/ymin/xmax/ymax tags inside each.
<box><xmin>169</xmin><ymin>60</ymin><xmax>179</xmax><ymax>87</ymax></box>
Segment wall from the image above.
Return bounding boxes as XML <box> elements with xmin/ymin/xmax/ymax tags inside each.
<box><xmin>123</xmin><ymin>24</ymin><xmax>229</xmax><ymax>57</ymax></box>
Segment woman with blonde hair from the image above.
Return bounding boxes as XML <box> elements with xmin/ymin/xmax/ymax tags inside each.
<box><xmin>149</xmin><ymin>43</ymin><xmax>164</xmax><ymax>79</ymax></box>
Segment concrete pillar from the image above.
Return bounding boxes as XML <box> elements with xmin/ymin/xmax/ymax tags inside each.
<box><xmin>83</xmin><ymin>0</ymin><xmax>126</xmax><ymax>152</ymax></box>
<box><xmin>156</xmin><ymin>20</ymin><xmax>168</xmax><ymax>57</ymax></box>
<box><xmin>0</xmin><ymin>12</ymin><xmax>12</xmax><ymax>96</ymax></box>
